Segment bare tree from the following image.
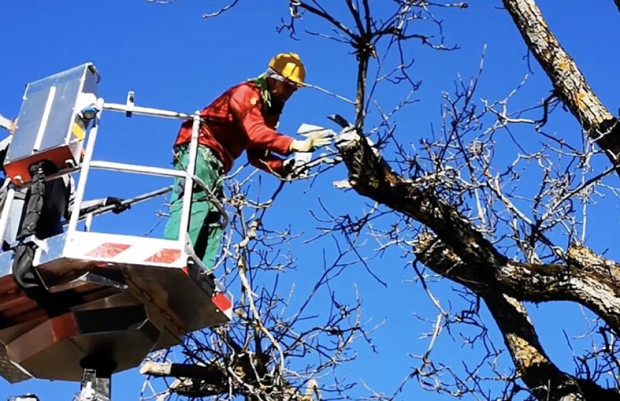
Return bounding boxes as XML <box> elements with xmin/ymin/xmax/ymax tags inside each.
<box><xmin>140</xmin><ymin>175</ymin><xmax>378</xmax><ymax>401</ymax></box>
<box><xmin>144</xmin><ymin>1</ymin><xmax>620</xmax><ymax>400</ymax></box>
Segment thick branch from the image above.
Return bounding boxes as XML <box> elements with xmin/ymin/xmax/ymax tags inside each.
<box><xmin>411</xmin><ymin>228</ymin><xmax>620</xmax><ymax>333</ymax></box>
<box><xmin>497</xmin><ymin>244</ymin><xmax>620</xmax><ymax>335</ymax></box>
<box><xmin>339</xmin><ymin>136</ymin><xmax>620</xmax><ymax>333</ymax></box>
<box><xmin>485</xmin><ymin>292</ymin><xmax>620</xmax><ymax>401</ymax></box>
<box><xmin>338</xmin><ymin>134</ymin><xmax>505</xmax><ymax>271</ymax></box>
<box><xmin>141</xmin><ymin>352</ymin><xmax>269</xmax><ymax>398</ymax></box>
<box><xmin>413</xmin><ymin>234</ymin><xmax>620</xmax><ymax>401</ymax></box>
<box><xmin>502</xmin><ymin>0</ymin><xmax>620</xmax><ymax>174</ymax></box>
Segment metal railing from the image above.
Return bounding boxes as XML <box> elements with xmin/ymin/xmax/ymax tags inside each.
<box><xmin>0</xmin><ymin>91</ymin><xmax>230</xmax><ymax>257</ymax></box>
<box><xmin>66</xmin><ymin>95</ymin><xmax>204</xmax><ymax>249</ymax></box>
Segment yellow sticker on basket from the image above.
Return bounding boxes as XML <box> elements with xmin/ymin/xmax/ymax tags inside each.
<box><xmin>72</xmin><ymin>122</ymin><xmax>85</xmax><ymax>140</ymax></box>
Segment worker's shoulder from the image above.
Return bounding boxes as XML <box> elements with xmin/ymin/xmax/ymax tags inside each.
<box><xmin>230</xmin><ymin>81</ymin><xmax>260</xmax><ymax>97</ymax></box>
<box><xmin>229</xmin><ymin>82</ymin><xmax>261</xmax><ymax>107</ymax></box>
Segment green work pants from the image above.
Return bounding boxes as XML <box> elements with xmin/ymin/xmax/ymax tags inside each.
<box><xmin>164</xmin><ymin>145</ymin><xmax>224</xmax><ymax>269</ymax></box>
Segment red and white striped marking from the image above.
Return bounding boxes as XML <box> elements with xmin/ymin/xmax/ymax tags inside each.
<box><xmin>212</xmin><ymin>292</ymin><xmax>233</xmax><ymax>319</ymax></box>
<box><xmin>83</xmin><ymin>241</ymin><xmax>182</xmax><ymax>265</ymax></box>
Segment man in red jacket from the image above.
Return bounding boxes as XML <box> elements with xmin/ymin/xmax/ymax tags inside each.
<box><xmin>164</xmin><ymin>53</ymin><xmax>330</xmax><ymax>269</ymax></box>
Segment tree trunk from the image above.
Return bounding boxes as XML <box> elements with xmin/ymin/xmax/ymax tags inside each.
<box><xmin>502</xmin><ymin>0</ymin><xmax>620</xmax><ymax>176</ymax></box>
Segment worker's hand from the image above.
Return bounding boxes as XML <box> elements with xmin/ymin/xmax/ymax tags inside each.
<box><xmin>104</xmin><ymin>197</ymin><xmax>131</xmax><ymax>214</ymax></box>
<box><xmin>290</xmin><ymin>129</ymin><xmax>333</xmax><ymax>153</ymax></box>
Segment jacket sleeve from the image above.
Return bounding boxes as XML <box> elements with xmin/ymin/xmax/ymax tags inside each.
<box><xmin>64</xmin><ymin>176</ymin><xmax>108</xmax><ymax>219</ymax></box>
<box><xmin>229</xmin><ymin>85</ymin><xmax>294</xmax><ymax>156</ymax></box>
<box><xmin>246</xmin><ymin>147</ymin><xmax>287</xmax><ymax>176</ymax></box>
<box><xmin>64</xmin><ymin>176</ymin><xmax>76</xmax><ymax>220</ymax></box>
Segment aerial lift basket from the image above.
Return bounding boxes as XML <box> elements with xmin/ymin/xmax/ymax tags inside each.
<box><xmin>0</xmin><ymin>63</ymin><xmax>232</xmax><ymax>389</ymax></box>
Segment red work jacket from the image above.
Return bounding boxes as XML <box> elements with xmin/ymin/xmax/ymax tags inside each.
<box><xmin>174</xmin><ymin>82</ymin><xmax>294</xmax><ymax>174</ymax></box>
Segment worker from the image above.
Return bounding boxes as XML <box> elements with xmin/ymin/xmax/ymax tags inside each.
<box><xmin>164</xmin><ymin>52</ymin><xmax>331</xmax><ymax>268</ymax></box>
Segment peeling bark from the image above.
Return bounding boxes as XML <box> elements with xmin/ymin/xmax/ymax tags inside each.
<box><xmin>502</xmin><ymin>0</ymin><xmax>620</xmax><ymax>175</ymax></box>
<box><xmin>329</xmin><ymin>1</ymin><xmax>620</xmax><ymax>400</ymax></box>
<box><xmin>339</xmin><ymin>136</ymin><xmax>506</xmax><ymax>270</ymax></box>
<box><xmin>412</xmin><ymin>233</ymin><xmax>620</xmax><ymax>401</ymax></box>
<box><xmin>338</xmin><ymin>132</ymin><xmax>620</xmax><ymax>398</ymax></box>
<box><xmin>408</xmin><ymin>231</ymin><xmax>620</xmax><ymax>335</ymax></box>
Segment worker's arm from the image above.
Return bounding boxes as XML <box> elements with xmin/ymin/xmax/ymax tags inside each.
<box><xmin>246</xmin><ymin>147</ymin><xmax>287</xmax><ymax>176</ymax></box>
<box><xmin>76</xmin><ymin>197</ymin><xmax>129</xmax><ymax>217</ymax></box>
<box><xmin>230</xmin><ymin>86</ymin><xmax>294</xmax><ymax>156</ymax></box>
<box><xmin>64</xmin><ymin>176</ymin><xmax>129</xmax><ymax>219</ymax></box>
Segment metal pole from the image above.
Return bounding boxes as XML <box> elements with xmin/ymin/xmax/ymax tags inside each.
<box><xmin>0</xmin><ymin>186</ymin><xmax>15</xmax><ymax>245</ymax></box>
<box><xmin>90</xmin><ymin>160</ymin><xmax>185</xmax><ymax>177</ymax></box>
<box><xmin>84</xmin><ymin>186</ymin><xmax>173</xmax><ymax>219</ymax></box>
<box><xmin>177</xmin><ymin>112</ymin><xmax>201</xmax><ymax>247</ymax></box>
<box><xmin>102</xmin><ymin>103</ymin><xmax>192</xmax><ymax>120</ymax></box>
<box><xmin>84</xmin><ymin>213</ymin><xmax>93</xmax><ymax>232</ymax></box>
<box><xmin>88</xmin><ymin>160</ymin><xmax>185</xmax><ymax>178</ymax></box>
<box><xmin>67</xmin><ymin>98</ymin><xmax>103</xmax><ymax>234</ymax></box>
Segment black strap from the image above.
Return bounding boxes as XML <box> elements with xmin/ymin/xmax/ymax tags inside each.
<box><xmin>12</xmin><ymin>160</ymin><xmax>71</xmax><ymax>316</ymax></box>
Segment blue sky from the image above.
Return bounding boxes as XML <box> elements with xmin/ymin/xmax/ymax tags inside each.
<box><xmin>1</xmin><ymin>1</ymin><xmax>619</xmax><ymax>400</ymax></box>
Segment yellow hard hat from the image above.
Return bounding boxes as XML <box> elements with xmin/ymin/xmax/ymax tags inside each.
<box><xmin>269</xmin><ymin>53</ymin><xmax>306</xmax><ymax>85</ymax></box>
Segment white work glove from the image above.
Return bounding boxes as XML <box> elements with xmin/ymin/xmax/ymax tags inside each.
<box><xmin>290</xmin><ymin>129</ymin><xmax>334</xmax><ymax>153</ymax></box>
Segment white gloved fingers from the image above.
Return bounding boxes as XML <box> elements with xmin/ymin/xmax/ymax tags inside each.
<box><xmin>313</xmin><ymin>138</ymin><xmax>332</xmax><ymax>148</ymax></box>
<box><xmin>291</xmin><ymin>130</ymin><xmax>335</xmax><ymax>152</ymax></box>
<box><xmin>308</xmin><ymin>132</ymin><xmax>326</xmax><ymax>142</ymax></box>
<box><xmin>311</xmin><ymin>130</ymin><xmax>335</xmax><ymax>147</ymax></box>
<box><xmin>308</xmin><ymin>129</ymin><xmax>336</xmax><ymax>140</ymax></box>
<box><xmin>290</xmin><ymin>139</ymin><xmax>312</xmax><ymax>152</ymax></box>
<box><xmin>310</xmin><ymin>136</ymin><xmax>332</xmax><ymax>150</ymax></box>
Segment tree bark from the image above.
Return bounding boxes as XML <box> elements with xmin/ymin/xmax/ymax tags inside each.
<box><xmin>413</xmin><ymin>233</ymin><xmax>620</xmax><ymax>401</ymax></box>
<box><xmin>339</xmin><ymin>135</ymin><xmax>620</xmax><ymax>331</ymax></box>
<box><xmin>502</xmin><ymin>0</ymin><xmax>620</xmax><ymax>176</ymax></box>
<box><xmin>337</xmin><ymin>133</ymin><xmax>620</xmax><ymax>399</ymax></box>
